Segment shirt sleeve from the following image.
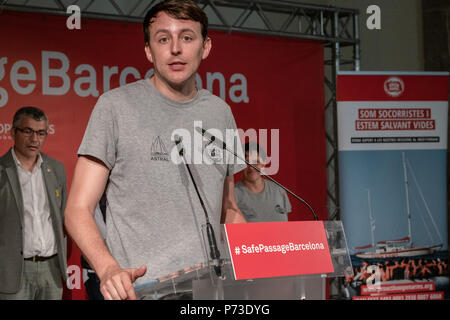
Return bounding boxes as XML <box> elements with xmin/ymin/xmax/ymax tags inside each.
<box><xmin>77</xmin><ymin>94</ymin><xmax>118</xmax><ymax>170</ymax></box>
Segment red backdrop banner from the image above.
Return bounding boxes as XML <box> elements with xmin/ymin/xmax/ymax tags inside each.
<box><xmin>0</xmin><ymin>11</ymin><xmax>326</xmax><ymax>299</ymax></box>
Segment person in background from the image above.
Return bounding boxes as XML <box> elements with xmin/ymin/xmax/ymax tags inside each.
<box><xmin>235</xmin><ymin>142</ymin><xmax>291</xmax><ymax>222</ymax></box>
<box><xmin>0</xmin><ymin>106</ymin><xmax>68</xmax><ymax>300</ymax></box>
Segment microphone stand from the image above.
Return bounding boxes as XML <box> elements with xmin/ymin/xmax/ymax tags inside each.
<box><xmin>199</xmin><ymin>128</ymin><xmax>319</xmax><ymax>221</ymax></box>
<box><xmin>174</xmin><ymin>137</ymin><xmax>223</xmax><ymax>277</ymax></box>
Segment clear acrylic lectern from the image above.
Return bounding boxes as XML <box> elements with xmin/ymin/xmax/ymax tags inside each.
<box><xmin>134</xmin><ymin>221</ymin><xmax>353</xmax><ymax>300</ymax></box>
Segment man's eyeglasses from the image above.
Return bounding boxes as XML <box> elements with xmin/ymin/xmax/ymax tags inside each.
<box><xmin>15</xmin><ymin>127</ymin><xmax>48</xmax><ymax>138</ymax></box>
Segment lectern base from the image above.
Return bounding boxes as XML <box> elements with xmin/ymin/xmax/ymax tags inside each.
<box><xmin>193</xmin><ymin>276</ymin><xmax>326</xmax><ymax>300</ymax></box>
<box><xmin>135</xmin><ymin>263</ymin><xmax>326</xmax><ymax>300</ymax></box>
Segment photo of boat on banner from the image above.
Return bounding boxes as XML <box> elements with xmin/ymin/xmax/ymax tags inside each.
<box><xmin>339</xmin><ymin>150</ymin><xmax>449</xmax><ymax>300</ymax></box>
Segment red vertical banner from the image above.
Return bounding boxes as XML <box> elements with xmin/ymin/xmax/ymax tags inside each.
<box><xmin>337</xmin><ymin>72</ymin><xmax>449</xmax><ymax>300</ymax></box>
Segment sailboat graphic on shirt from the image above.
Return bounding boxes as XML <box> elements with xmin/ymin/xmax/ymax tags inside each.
<box><xmin>151</xmin><ymin>136</ymin><xmax>169</xmax><ymax>162</ymax></box>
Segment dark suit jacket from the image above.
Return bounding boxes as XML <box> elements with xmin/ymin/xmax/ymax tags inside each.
<box><xmin>0</xmin><ymin>148</ymin><xmax>68</xmax><ymax>294</ymax></box>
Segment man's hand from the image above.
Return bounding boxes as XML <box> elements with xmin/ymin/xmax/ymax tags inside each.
<box><xmin>99</xmin><ymin>265</ymin><xmax>147</xmax><ymax>300</ymax></box>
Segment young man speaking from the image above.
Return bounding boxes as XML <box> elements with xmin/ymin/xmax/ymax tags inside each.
<box><xmin>65</xmin><ymin>0</ymin><xmax>246</xmax><ymax>300</ymax></box>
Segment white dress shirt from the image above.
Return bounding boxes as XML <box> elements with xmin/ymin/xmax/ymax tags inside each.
<box><xmin>12</xmin><ymin>149</ymin><xmax>57</xmax><ymax>258</ymax></box>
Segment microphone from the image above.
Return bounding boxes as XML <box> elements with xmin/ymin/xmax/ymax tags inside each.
<box><xmin>174</xmin><ymin>135</ymin><xmax>184</xmax><ymax>156</ymax></box>
<box><xmin>199</xmin><ymin>128</ymin><xmax>227</xmax><ymax>150</ymax></box>
<box><xmin>173</xmin><ymin>135</ymin><xmax>223</xmax><ymax>277</ymax></box>
<box><xmin>196</xmin><ymin>127</ymin><xmax>319</xmax><ymax>221</ymax></box>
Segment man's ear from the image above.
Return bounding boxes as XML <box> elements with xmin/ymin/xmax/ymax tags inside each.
<box><xmin>144</xmin><ymin>45</ymin><xmax>154</xmax><ymax>64</ymax></box>
<box><xmin>202</xmin><ymin>37</ymin><xmax>212</xmax><ymax>60</ymax></box>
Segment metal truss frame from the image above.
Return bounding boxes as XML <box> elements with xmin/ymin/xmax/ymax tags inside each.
<box><xmin>1</xmin><ymin>0</ymin><xmax>358</xmax><ymax>41</ymax></box>
<box><xmin>1</xmin><ymin>0</ymin><xmax>360</xmax><ymax>266</ymax></box>
<box><xmin>0</xmin><ymin>0</ymin><xmax>360</xmax><ymax>223</ymax></box>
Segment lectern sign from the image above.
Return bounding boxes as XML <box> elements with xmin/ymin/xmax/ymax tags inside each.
<box><xmin>224</xmin><ymin>221</ymin><xmax>334</xmax><ymax>280</ymax></box>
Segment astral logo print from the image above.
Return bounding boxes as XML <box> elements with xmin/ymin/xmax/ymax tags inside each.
<box><xmin>151</xmin><ymin>136</ymin><xmax>169</xmax><ymax>162</ymax></box>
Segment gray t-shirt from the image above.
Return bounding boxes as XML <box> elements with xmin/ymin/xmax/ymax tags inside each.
<box><xmin>78</xmin><ymin>79</ymin><xmax>245</xmax><ymax>285</ymax></box>
<box><xmin>235</xmin><ymin>180</ymin><xmax>292</xmax><ymax>222</ymax></box>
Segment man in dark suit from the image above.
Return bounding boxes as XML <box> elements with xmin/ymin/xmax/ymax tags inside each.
<box><xmin>0</xmin><ymin>106</ymin><xmax>68</xmax><ymax>300</ymax></box>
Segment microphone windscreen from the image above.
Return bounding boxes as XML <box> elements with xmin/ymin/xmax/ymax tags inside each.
<box><xmin>174</xmin><ymin>134</ymin><xmax>182</xmax><ymax>144</ymax></box>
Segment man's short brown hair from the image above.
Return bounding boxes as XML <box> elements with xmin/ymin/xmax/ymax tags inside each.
<box><xmin>143</xmin><ymin>0</ymin><xmax>209</xmax><ymax>45</ymax></box>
